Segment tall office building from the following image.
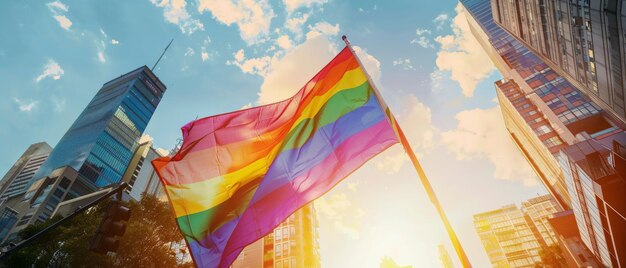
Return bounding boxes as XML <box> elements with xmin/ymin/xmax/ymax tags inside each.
<box><xmin>32</xmin><ymin>66</ymin><xmax>166</xmax><ymax>190</ymax></box>
<box><xmin>473</xmin><ymin>195</ymin><xmax>564</xmax><ymax>268</ymax></box>
<box><xmin>491</xmin><ymin>0</ymin><xmax>626</xmax><ymax>124</ymax></box>
<box><xmin>0</xmin><ymin>143</ymin><xmax>52</xmax><ymax>200</ymax></box>
<box><xmin>462</xmin><ymin>0</ymin><xmax>626</xmax><ymax>266</ymax></box>
<box><xmin>462</xmin><ymin>0</ymin><xmax>614</xmax><ymax>211</ymax></box>
<box><xmin>231</xmin><ymin>204</ymin><xmax>321</xmax><ymax>268</ymax></box>
<box><xmin>521</xmin><ymin>195</ymin><xmax>560</xmax><ymax>247</ymax></box>
<box><xmin>379</xmin><ymin>256</ymin><xmax>412</xmax><ymax>268</ymax></box>
<box><xmin>120</xmin><ymin>135</ymin><xmax>168</xmax><ymax>201</ymax></box>
<box><xmin>0</xmin><ymin>143</ymin><xmax>52</xmax><ymax>241</ymax></box>
<box><xmin>438</xmin><ymin>244</ymin><xmax>455</xmax><ymax>268</ymax></box>
<box><xmin>558</xmin><ymin>137</ymin><xmax>626</xmax><ymax>267</ymax></box>
<box><xmin>0</xmin><ymin>66</ymin><xmax>166</xmax><ymax>243</ymax></box>
<box><xmin>474</xmin><ymin>204</ymin><xmax>545</xmax><ymax>268</ymax></box>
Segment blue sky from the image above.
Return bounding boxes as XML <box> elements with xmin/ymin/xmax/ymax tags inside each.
<box><xmin>0</xmin><ymin>0</ymin><xmax>549</xmax><ymax>267</ymax></box>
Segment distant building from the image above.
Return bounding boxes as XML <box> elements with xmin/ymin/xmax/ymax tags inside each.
<box><xmin>521</xmin><ymin>195</ymin><xmax>560</xmax><ymax>246</ymax></box>
<box><xmin>231</xmin><ymin>204</ymin><xmax>321</xmax><ymax>268</ymax></box>
<box><xmin>0</xmin><ymin>142</ymin><xmax>52</xmax><ymax>241</ymax></box>
<box><xmin>379</xmin><ymin>256</ymin><xmax>412</xmax><ymax>268</ymax></box>
<box><xmin>474</xmin><ymin>203</ymin><xmax>545</xmax><ymax>267</ymax></box>
<box><xmin>120</xmin><ymin>135</ymin><xmax>168</xmax><ymax>201</ymax></box>
<box><xmin>438</xmin><ymin>244</ymin><xmax>454</xmax><ymax>268</ymax></box>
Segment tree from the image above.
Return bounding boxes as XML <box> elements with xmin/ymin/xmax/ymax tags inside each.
<box><xmin>534</xmin><ymin>244</ymin><xmax>567</xmax><ymax>268</ymax></box>
<box><xmin>1</xmin><ymin>194</ymin><xmax>193</xmax><ymax>267</ymax></box>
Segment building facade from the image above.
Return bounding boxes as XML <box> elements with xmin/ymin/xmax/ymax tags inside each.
<box><xmin>231</xmin><ymin>204</ymin><xmax>321</xmax><ymax>268</ymax></box>
<box><xmin>491</xmin><ymin>0</ymin><xmax>626</xmax><ymax>126</ymax></box>
<box><xmin>438</xmin><ymin>244</ymin><xmax>455</xmax><ymax>268</ymax></box>
<box><xmin>521</xmin><ymin>195</ymin><xmax>561</xmax><ymax>247</ymax></box>
<box><xmin>31</xmin><ymin>66</ymin><xmax>166</xmax><ymax>191</ymax></box>
<box><xmin>557</xmin><ymin>136</ymin><xmax>626</xmax><ymax>267</ymax></box>
<box><xmin>0</xmin><ymin>142</ymin><xmax>52</xmax><ymax>241</ymax></box>
<box><xmin>120</xmin><ymin>135</ymin><xmax>168</xmax><ymax>201</ymax></box>
<box><xmin>474</xmin><ymin>203</ymin><xmax>548</xmax><ymax>268</ymax></box>
<box><xmin>462</xmin><ymin>0</ymin><xmax>617</xmax><ymax>211</ymax></box>
<box><xmin>0</xmin><ymin>66</ymin><xmax>167</xmax><ymax>244</ymax></box>
<box><xmin>463</xmin><ymin>0</ymin><xmax>626</xmax><ymax>266</ymax></box>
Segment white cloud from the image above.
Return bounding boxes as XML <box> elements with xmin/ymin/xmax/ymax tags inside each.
<box><xmin>352</xmin><ymin>46</ymin><xmax>381</xmax><ymax>86</ymax></box>
<box><xmin>429</xmin><ymin>69</ymin><xmax>445</xmax><ymax>91</ymax></box>
<box><xmin>415</xmin><ymin>28</ymin><xmax>431</xmax><ymax>36</ymax></box>
<box><xmin>392</xmin><ymin>58</ymin><xmax>414</xmax><ymax>71</ymax></box>
<box><xmin>284</xmin><ymin>0</ymin><xmax>328</xmax><ymax>14</ymax></box>
<box><xmin>35</xmin><ymin>59</ymin><xmax>64</xmax><ymax>82</ymax></box>
<box><xmin>434</xmin><ymin>3</ymin><xmax>495</xmax><ymax>97</ymax></box>
<box><xmin>285</xmin><ymin>13</ymin><xmax>309</xmax><ymax>36</ymax></box>
<box><xmin>234</xmin><ymin>49</ymin><xmax>245</xmax><ymax>62</ymax></box>
<box><xmin>315</xmin><ymin>192</ymin><xmax>365</xmax><ymax>239</ymax></box>
<box><xmin>111</xmin><ymin>39</ymin><xmax>120</xmax><ymax>45</ymax></box>
<box><xmin>184</xmin><ymin>47</ymin><xmax>195</xmax><ymax>56</ymax></box>
<box><xmin>97</xmin><ymin>51</ymin><xmax>105</xmax><ymax>63</ymax></box>
<box><xmin>433</xmin><ymin>13</ymin><xmax>449</xmax><ymax>30</ymax></box>
<box><xmin>51</xmin><ymin>96</ymin><xmax>66</xmax><ymax>112</ymax></box>
<box><xmin>46</xmin><ymin>1</ymin><xmax>67</xmax><ymax>12</ymax></box>
<box><xmin>305</xmin><ymin>21</ymin><xmax>340</xmax><ymax>40</ymax></box>
<box><xmin>227</xmin><ymin>48</ymin><xmax>272</xmax><ymax>76</ymax></box>
<box><xmin>410</xmin><ymin>28</ymin><xmax>434</xmax><ymax>48</ymax></box>
<box><xmin>411</xmin><ymin>36</ymin><xmax>434</xmax><ymax>49</ymax></box>
<box><xmin>53</xmin><ymin>15</ymin><xmax>72</xmax><ymax>31</ymax></box>
<box><xmin>100</xmin><ymin>28</ymin><xmax>108</xmax><ymax>38</ymax></box>
<box><xmin>441</xmin><ymin>106</ymin><xmax>538</xmax><ymax>186</ymax></box>
<box><xmin>256</xmin><ymin>36</ymin><xmax>336</xmax><ymax>104</ymax></box>
<box><xmin>198</xmin><ymin>0</ymin><xmax>274</xmax><ymax>44</ymax></box>
<box><xmin>94</xmin><ymin>31</ymin><xmax>111</xmax><ymax>63</ymax></box>
<box><xmin>150</xmin><ymin>0</ymin><xmax>204</xmax><ymax>35</ymax></box>
<box><xmin>13</xmin><ymin>98</ymin><xmax>38</xmax><ymax>112</ymax></box>
<box><xmin>240</xmin><ymin>103</ymin><xmax>253</xmax><ymax>109</ymax></box>
<box><xmin>97</xmin><ymin>40</ymin><xmax>106</xmax><ymax>63</ymax></box>
<box><xmin>47</xmin><ymin>1</ymin><xmax>72</xmax><ymax>31</ymax></box>
<box><xmin>201</xmin><ymin>50</ymin><xmax>210</xmax><ymax>62</ymax></box>
<box><xmin>375</xmin><ymin>96</ymin><xmax>437</xmax><ymax>174</ymax></box>
<box><xmin>276</xmin><ymin>35</ymin><xmax>293</xmax><ymax>49</ymax></box>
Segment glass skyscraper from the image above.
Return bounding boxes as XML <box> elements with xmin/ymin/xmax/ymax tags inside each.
<box><xmin>32</xmin><ymin>66</ymin><xmax>166</xmax><ymax>190</ymax></box>
<box><xmin>463</xmin><ymin>0</ymin><xmax>626</xmax><ymax>266</ymax></box>
<box><xmin>0</xmin><ymin>66</ymin><xmax>167</xmax><ymax>243</ymax></box>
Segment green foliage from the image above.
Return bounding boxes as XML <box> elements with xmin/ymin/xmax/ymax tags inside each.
<box><xmin>0</xmin><ymin>194</ymin><xmax>192</xmax><ymax>268</ymax></box>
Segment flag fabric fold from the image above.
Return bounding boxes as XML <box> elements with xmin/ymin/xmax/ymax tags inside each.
<box><xmin>152</xmin><ymin>46</ymin><xmax>398</xmax><ymax>268</ymax></box>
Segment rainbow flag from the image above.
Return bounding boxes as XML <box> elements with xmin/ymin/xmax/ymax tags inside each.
<box><xmin>152</xmin><ymin>47</ymin><xmax>398</xmax><ymax>268</ymax></box>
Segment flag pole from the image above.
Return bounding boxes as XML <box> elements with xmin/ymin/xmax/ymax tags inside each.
<box><xmin>342</xmin><ymin>35</ymin><xmax>472</xmax><ymax>268</ymax></box>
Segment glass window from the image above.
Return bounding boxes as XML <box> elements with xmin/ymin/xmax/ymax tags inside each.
<box><xmin>275</xmin><ymin>228</ymin><xmax>282</xmax><ymax>240</ymax></box>
<box><xmin>275</xmin><ymin>244</ymin><xmax>282</xmax><ymax>257</ymax></box>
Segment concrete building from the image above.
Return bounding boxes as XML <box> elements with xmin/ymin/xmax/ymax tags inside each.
<box><xmin>380</xmin><ymin>256</ymin><xmax>412</xmax><ymax>268</ymax></box>
<box><xmin>438</xmin><ymin>244</ymin><xmax>455</xmax><ymax>268</ymax></box>
<box><xmin>0</xmin><ymin>143</ymin><xmax>52</xmax><ymax>241</ymax></box>
<box><xmin>120</xmin><ymin>135</ymin><xmax>168</xmax><ymax>201</ymax></box>
<box><xmin>231</xmin><ymin>204</ymin><xmax>321</xmax><ymax>268</ymax></box>
<box><xmin>491</xmin><ymin>0</ymin><xmax>626</xmax><ymax>126</ymax></box>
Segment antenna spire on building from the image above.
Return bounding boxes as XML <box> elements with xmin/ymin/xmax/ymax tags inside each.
<box><xmin>152</xmin><ymin>39</ymin><xmax>174</xmax><ymax>71</ymax></box>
